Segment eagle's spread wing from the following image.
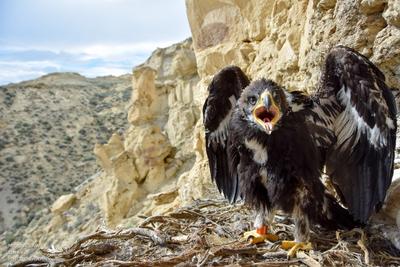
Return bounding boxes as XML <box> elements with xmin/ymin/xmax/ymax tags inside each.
<box><xmin>316</xmin><ymin>46</ymin><xmax>397</xmax><ymax>223</ymax></box>
<box><xmin>203</xmin><ymin>66</ymin><xmax>250</xmax><ymax>202</ymax></box>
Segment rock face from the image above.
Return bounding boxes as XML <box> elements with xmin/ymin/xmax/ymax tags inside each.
<box><xmin>187</xmin><ymin>0</ymin><xmax>399</xmax><ymax>90</ymax></box>
<box><xmin>2</xmin><ymin>0</ymin><xmax>400</xmax><ymax>263</ymax></box>
<box><xmin>93</xmin><ymin>39</ymin><xmax>199</xmax><ymax>226</ymax></box>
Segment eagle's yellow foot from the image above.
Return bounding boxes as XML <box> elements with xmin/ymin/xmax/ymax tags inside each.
<box><xmin>281</xmin><ymin>241</ymin><xmax>312</xmax><ymax>257</ymax></box>
<box><xmin>243</xmin><ymin>225</ymin><xmax>279</xmax><ymax>244</ymax></box>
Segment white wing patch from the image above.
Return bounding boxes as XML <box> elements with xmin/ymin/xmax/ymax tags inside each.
<box><xmin>307</xmin><ymin>97</ymin><xmax>337</xmax><ymax>127</ymax></box>
<box><xmin>306</xmin><ymin>96</ymin><xmax>338</xmax><ymax>147</ymax></box>
<box><xmin>245</xmin><ymin>138</ymin><xmax>268</xmax><ymax>164</ymax></box>
<box><xmin>208</xmin><ymin>95</ymin><xmax>236</xmax><ymax>147</ymax></box>
<box><xmin>386</xmin><ymin>117</ymin><xmax>395</xmax><ymax>129</ymax></box>
<box><xmin>335</xmin><ymin>86</ymin><xmax>387</xmax><ymax>148</ymax></box>
<box><xmin>285</xmin><ymin>91</ymin><xmax>305</xmax><ymax>112</ymax></box>
<box><xmin>259</xmin><ymin>168</ymin><xmax>269</xmax><ymax>186</ymax></box>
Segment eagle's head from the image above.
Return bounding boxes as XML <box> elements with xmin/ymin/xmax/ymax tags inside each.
<box><xmin>238</xmin><ymin>79</ymin><xmax>288</xmax><ymax>134</ymax></box>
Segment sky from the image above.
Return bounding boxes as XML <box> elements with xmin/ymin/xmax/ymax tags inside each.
<box><xmin>0</xmin><ymin>0</ymin><xmax>192</xmax><ymax>85</ymax></box>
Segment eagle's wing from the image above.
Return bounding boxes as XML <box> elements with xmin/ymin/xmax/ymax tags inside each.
<box><xmin>315</xmin><ymin>46</ymin><xmax>397</xmax><ymax>223</ymax></box>
<box><xmin>203</xmin><ymin>66</ymin><xmax>250</xmax><ymax>203</ymax></box>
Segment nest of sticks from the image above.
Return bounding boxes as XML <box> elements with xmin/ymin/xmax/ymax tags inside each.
<box><xmin>11</xmin><ymin>199</ymin><xmax>400</xmax><ymax>266</ymax></box>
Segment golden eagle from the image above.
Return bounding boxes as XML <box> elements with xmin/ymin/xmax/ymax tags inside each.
<box><xmin>203</xmin><ymin>46</ymin><xmax>397</xmax><ymax>256</ymax></box>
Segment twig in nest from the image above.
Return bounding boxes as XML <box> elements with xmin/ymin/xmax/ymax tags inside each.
<box><xmin>81</xmin><ymin>242</ymin><xmax>117</xmax><ymax>255</ymax></box>
<box><xmin>120</xmin><ymin>228</ymin><xmax>168</xmax><ymax>245</ymax></box>
<box><xmin>197</xmin><ymin>248</ymin><xmax>211</xmax><ymax>267</ymax></box>
<box><xmin>10</xmin><ymin>257</ymin><xmax>55</xmax><ymax>267</ymax></box>
<box><xmin>212</xmin><ymin>246</ymin><xmax>260</xmax><ymax>256</ymax></box>
<box><xmin>139</xmin><ymin>215</ymin><xmax>182</xmax><ymax>229</ymax></box>
<box><xmin>181</xmin><ymin>209</ymin><xmax>234</xmax><ymax>237</ymax></box>
<box><xmin>262</xmin><ymin>251</ymin><xmax>288</xmax><ymax>258</ymax></box>
<box><xmin>252</xmin><ymin>259</ymin><xmax>303</xmax><ymax>266</ymax></box>
<box><xmin>139</xmin><ymin>215</ymin><xmax>170</xmax><ymax>227</ymax></box>
<box><xmin>168</xmin><ymin>209</ymin><xmax>200</xmax><ymax>220</ymax></box>
<box><xmin>187</xmin><ymin>199</ymin><xmax>224</xmax><ymax>210</ymax></box>
<box><xmin>355</xmin><ymin>229</ymin><xmax>370</xmax><ymax>265</ymax></box>
<box><xmin>335</xmin><ymin>228</ymin><xmax>370</xmax><ymax>265</ymax></box>
<box><xmin>65</xmin><ymin>254</ymin><xmax>97</xmax><ymax>266</ymax></box>
<box><xmin>41</xmin><ymin>227</ymin><xmax>167</xmax><ymax>258</ymax></box>
<box><xmin>94</xmin><ymin>246</ymin><xmax>201</xmax><ymax>267</ymax></box>
<box><xmin>170</xmin><ymin>234</ymin><xmax>189</xmax><ymax>244</ymax></box>
<box><xmin>379</xmin><ymin>251</ymin><xmax>400</xmax><ymax>261</ymax></box>
<box><xmin>297</xmin><ymin>251</ymin><xmax>322</xmax><ymax>267</ymax></box>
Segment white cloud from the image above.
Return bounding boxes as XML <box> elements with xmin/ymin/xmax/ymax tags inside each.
<box><xmin>0</xmin><ymin>0</ymin><xmax>191</xmax><ymax>85</ymax></box>
<box><xmin>0</xmin><ymin>58</ymin><xmax>131</xmax><ymax>85</ymax></box>
<box><xmin>80</xmin><ymin>66</ymin><xmax>130</xmax><ymax>77</ymax></box>
<box><xmin>74</xmin><ymin>41</ymin><xmax>175</xmax><ymax>61</ymax></box>
<box><xmin>0</xmin><ymin>60</ymin><xmax>61</xmax><ymax>68</ymax></box>
<box><xmin>0</xmin><ymin>65</ymin><xmax>48</xmax><ymax>85</ymax></box>
<box><xmin>1</xmin><ymin>41</ymin><xmax>174</xmax><ymax>57</ymax></box>
<box><xmin>0</xmin><ymin>42</ymin><xmax>166</xmax><ymax>85</ymax></box>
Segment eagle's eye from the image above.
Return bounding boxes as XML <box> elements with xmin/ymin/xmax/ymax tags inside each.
<box><xmin>248</xmin><ymin>96</ymin><xmax>257</xmax><ymax>105</ymax></box>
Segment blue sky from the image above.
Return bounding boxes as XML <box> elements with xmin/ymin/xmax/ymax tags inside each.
<box><xmin>0</xmin><ymin>0</ymin><xmax>191</xmax><ymax>85</ymax></box>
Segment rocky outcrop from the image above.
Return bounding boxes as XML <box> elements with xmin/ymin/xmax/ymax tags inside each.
<box><xmin>187</xmin><ymin>0</ymin><xmax>399</xmax><ymax>90</ymax></box>
<box><xmin>2</xmin><ymin>0</ymin><xmax>400</xmax><ymax>263</ymax></box>
<box><xmin>92</xmin><ymin>39</ymin><xmax>199</xmax><ymax>226</ymax></box>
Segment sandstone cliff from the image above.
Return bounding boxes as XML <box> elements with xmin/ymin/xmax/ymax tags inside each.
<box><xmin>2</xmin><ymin>0</ymin><xmax>400</xmax><ymax>263</ymax></box>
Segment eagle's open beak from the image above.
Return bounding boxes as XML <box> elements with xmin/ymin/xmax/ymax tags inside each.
<box><xmin>252</xmin><ymin>91</ymin><xmax>281</xmax><ymax>134</ymax></box>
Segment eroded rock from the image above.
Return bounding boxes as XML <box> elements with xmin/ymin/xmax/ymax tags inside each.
<box><xmin>383</xmin><ymin>0</ymin><xmax>400</xmax><ymax>27</ymax></box>
<box><xmin>51</xmin><ymin>194</ymin><xmax>76</xmax><ymax>214</ymax></box>
<box><xmin>90</xmin><ymin>39</ymin><xmax>198</xmax><ymax>227</ymax></box>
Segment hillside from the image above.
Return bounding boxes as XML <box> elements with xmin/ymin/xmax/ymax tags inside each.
<box><xmin>0</xmin><ymin>73</ymin><xmax>132</xmax><ymax>232</ymax></box>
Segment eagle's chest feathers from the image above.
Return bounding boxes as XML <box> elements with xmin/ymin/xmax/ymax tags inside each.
<box><xmin>244</xmin><ymin>138</ymin><xmax>268</xmax><ymax>165</ymax></box>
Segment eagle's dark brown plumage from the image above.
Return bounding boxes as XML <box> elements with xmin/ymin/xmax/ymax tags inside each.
<box><xmin>203</xmin><ymin>46</ymin><xmax>397</xmax><ymax>247</ymax></box>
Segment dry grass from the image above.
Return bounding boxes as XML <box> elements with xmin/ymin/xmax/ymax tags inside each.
<box><xmin>11</xmin><ymin>199</ymin><xmax>400</xmax><ymax>266</ymax></box>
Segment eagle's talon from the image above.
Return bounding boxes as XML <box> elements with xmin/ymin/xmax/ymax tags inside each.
<box><xmin>281</xmin><ymin>241</ymin><xmax>312</xmax><ymax>258</ymax></box>
<box><xmin>243</xmin><ymin>227</ymin><xmax>279</xmax><ymax>244</ymax></box>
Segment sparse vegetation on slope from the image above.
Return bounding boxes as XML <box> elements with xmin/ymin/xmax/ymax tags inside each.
<box><xmin>0</xmin><ymin>72</ymin><xmax>132</xmax><ymax>233</ymax></box>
